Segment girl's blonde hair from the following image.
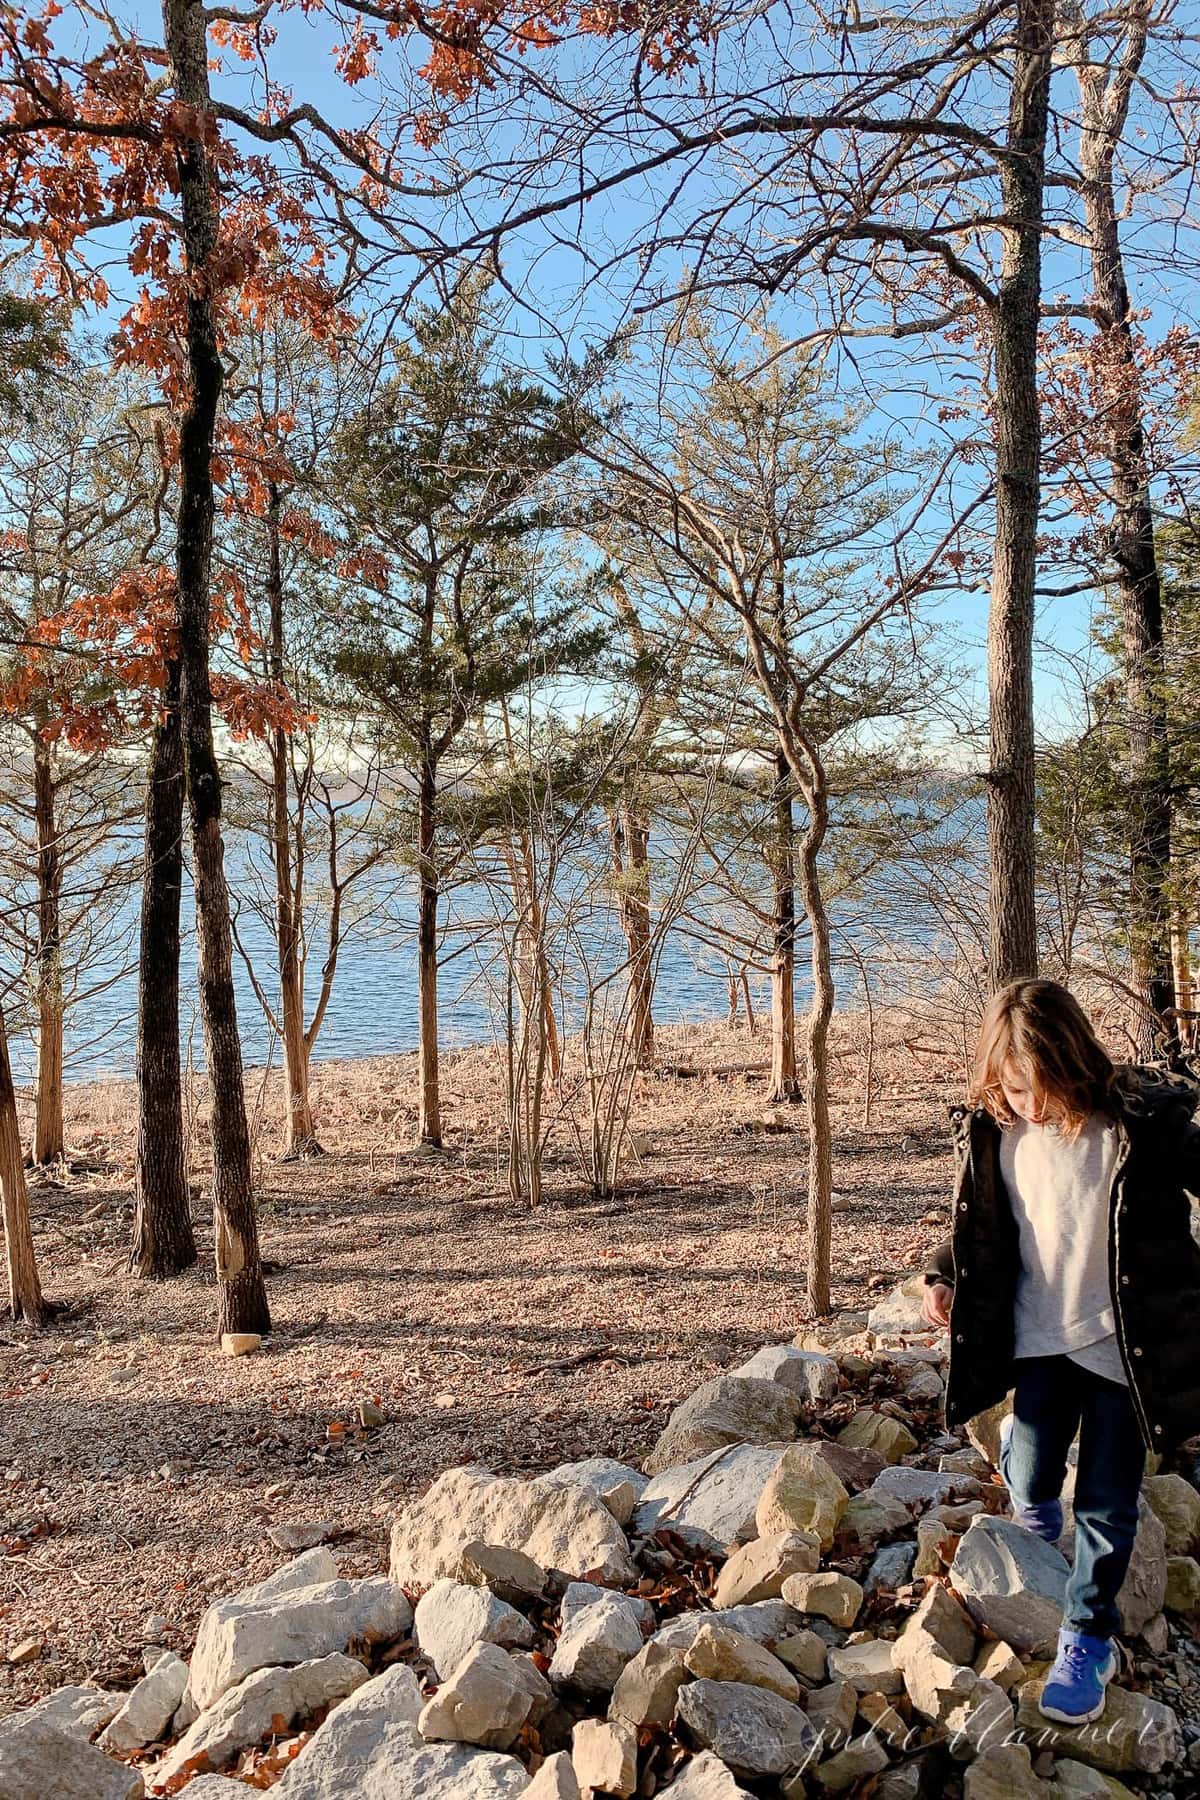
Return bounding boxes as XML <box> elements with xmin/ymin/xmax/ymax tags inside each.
<box><xmin>970</xmin><ymin>979</ymin><xmax>1116</xmax><ymax>1139</ymax></box>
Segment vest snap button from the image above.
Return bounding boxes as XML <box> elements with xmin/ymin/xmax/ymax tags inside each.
<box><xmin>1133</xmin><ymin>1347</ymin><xmax>1143</xmax><ymax>1357</ymax></box>
<box><xmin>1155</xmin><ymin>1425</ymin><xmax>1163</xmax><ymax>1435</ymax></box>
<box><xmin>1120</xmin><ymin>1275</ymin><xmax>1129</xmax><ymax>1286</ymax></box>
<box><xmin>958</xmin><ymin>1202</ymin><xmax>968</xmax><ymax>1214</ymax></box>
<box><xmin>955</xmin><ymin>1334</ymin><xmax>964</xmax><ymax>1344</ymax></box>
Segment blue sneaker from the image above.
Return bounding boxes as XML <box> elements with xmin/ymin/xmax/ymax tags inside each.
<box><xmin>1011</xmin><ymin>1495</ymin><xmax>1064</xmax><ymax>1543</ymax></box>
<box><xmin>1038</xmin><ymin>1629</ymin><xmax>1117</xmax><ymax>1724</ymax></box>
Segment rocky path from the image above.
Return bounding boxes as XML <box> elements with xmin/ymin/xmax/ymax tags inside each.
<box><xmin>0</xmin><ymin>1024</ymin><xmax>950</xmax><ymax>1711</ymax></box>
<box><xmin>3</xmin><ymin>1277</ymin><xmax>1199</xmax><ymax>1797</ymax></box>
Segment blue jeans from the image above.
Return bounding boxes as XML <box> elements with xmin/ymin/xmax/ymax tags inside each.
<box><xmin>999</xmin><ymin>1353</ymin><xmax>1145</xmax><ymax>1639</ymax></box>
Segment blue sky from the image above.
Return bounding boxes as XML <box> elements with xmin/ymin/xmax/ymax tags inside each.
<box><xmin>43</xmin><ymin>2</ymin><xmax>1200</xmax><ymax>753</ymax></box>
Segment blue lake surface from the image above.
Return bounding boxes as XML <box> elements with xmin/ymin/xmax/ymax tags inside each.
<box><xmin>5</xmin><ymin>792</ymin><xmax>980</xmax><ymax>1086</ymax></box>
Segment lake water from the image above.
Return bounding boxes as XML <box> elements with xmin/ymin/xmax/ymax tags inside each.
<box><xmin>1</xmin><ymin>850</ymin><xmax>775</xmax><ymax>1085</ymax></box>
<box><xmin>4</xmin><ymin>796</ymin><xmax>977</xmax><ymax>1086</ymax></box>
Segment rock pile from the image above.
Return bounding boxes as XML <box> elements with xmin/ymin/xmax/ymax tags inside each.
<box><xmin>4</xmin><ymin>1279</ymin><xmax>1200</xmax><ymax>1798</ymax></box>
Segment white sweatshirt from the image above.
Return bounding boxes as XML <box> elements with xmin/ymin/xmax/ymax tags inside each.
<box><xmin>998</xmin><ymin>1111</ymin><xmax>1128</xmax><ymax>1387</ymax></box>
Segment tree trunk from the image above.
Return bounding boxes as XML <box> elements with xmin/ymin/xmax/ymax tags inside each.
<box><xmin>131</xmin><ymin>656</ymin><xmax>196</xmax><ymax>1278</ymax></box>
<box><xmin>1172</xmin><ymin>911</ymin><xmax>1194</xmax><ymax>1053</ymax></box>
<box><xmin>768</xmin><ymin>750</ymin><xmax>801</xmax><ymax>1102</ymax></box>
<box><xmin>163</xmin><ymin>0</ymin><xmax>269</xmax><ymax>1335</ymax></box>
<box><xmin>1069</xmin><ymin>0</ymin><xmax>1174</xmax><ymax>1058</ymax></box>
<box><xmin>0</xmin><ymin>1006</ymin><xmax>45</xmax><ymax>1324</ymax></box>
<box><xmin>985</xmin><ymin>0</ymin><xmax>1053</xmax><ymax>989</ymax></box>
<box><xmin>417</xmin><ymin>751</ymin><xmax>443</xmax><ymax>1147</ymax></box>
<box><xmin>509</xmin><ymin>824</ymin><xmax>562</xmax><ymax>1086</ymax></box>
<box><xmin>608</xmin><ymin>804</ymin><xmax>655</xmax><ymax>1068</ymax></box>
<box><xmin>266</xmin><ymin>483</ymin><xmax>321</xmax><ymax>1157</ymax></box>
<box><xmin>31</xmin><ymin>732</ymin><xmax>64</xmax><ymax>1165</ymax></box>
<box><xmin>792</xmin><ymin>740</ymin><xmax>834</xmax><ymax>1316</ymax></box>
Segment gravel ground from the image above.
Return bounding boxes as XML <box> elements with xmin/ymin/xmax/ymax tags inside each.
<box><xmin>0</xmin><ymin>1016</ymin><xmax>963</xmax><ymax>1714</ymax></box>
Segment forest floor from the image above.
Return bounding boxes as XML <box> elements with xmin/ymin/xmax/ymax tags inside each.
<box><xmin>0</xmin><ymin>1012</ymin><xmax>963</xmax><ymax>1717</ymax></box>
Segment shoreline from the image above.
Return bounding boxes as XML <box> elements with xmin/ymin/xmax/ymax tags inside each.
<box><xmin>12</xmin><ymin>1002</ymin><xmax>960</xmax><ymax>1107</ymax></box>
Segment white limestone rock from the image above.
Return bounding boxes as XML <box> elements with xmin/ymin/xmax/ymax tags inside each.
<box><xmin>548</xmin><ymin>1584</ymin><xmax>645</xmax><ymax>1694</ymax></box>
<box><xmin>894</xmin><ymin>1582</ymin><xmax>977</xmax><ymax>1668</ymax></box>
<box><xmin>834</xmin><ymin>1411</ymin><xmax>917</xmax><ymax>1465</ymax></box>
<box><xmin>456</xmin><ymin>1543</ymin><xmax>548</xmax><ymax>1606</ymax></box>
<box><xmin>572</xmin><ymin>1718</ymin><xmax>637</xmax><ymax>1798</ymax></box>
<box><xmin>712</xmin><ymin>1533</ymin><xmax>820</xmax><ymax>1609</ymax></box>
<box><xmin>863</xmin><ymin>1541</ymin><xmax>918</xmax><ymax>1595</ymax></box>
<box><xmin>644</xmin><ymin>1379</ymin><xmax>802</xmax><ymax>1477</ymax></box>
<box><xmin>962</xmin><ymin>1743</ymin><xmax>1045</xmax><ymax>1799</ymax></box>
<box><xmin>868</xmin><ymin>1467</ymin><xmax>981</xmax><ymax>1512</ymax></box>
<box><xmin>651</xmin><ymin>1599</ymin><xmax>805</xmax><ymax>1653</ymax></box>
<box><xmin>773</xmin><ymin>1629</ymin><xmax>829</xmax><ymax>1684</ymax></box>
<box><xmin>866</xmin><ymin>1277</ymin><xmax>930</xmax><ymax>1340</ymax></box>
<box><xmin>836</xmin><ymin>1488</ymin><xmax>912</xmax><ymax>1553</ymax></box>
<box><xmin>803</xmin><ymin>1677</ymin><xmax>858</xmax><ymax>1743</ymax></box>
<box><xmin>893</xmin><ymin>1634</ymin><xmax>1012</xmax><ymax>1761</ymax></box>
<box><xmin>665</xmin><ymin>1752</ymin><xmax>753</xmax><ymax>1797</ymax></box>
<box><xmin>1142</xmin><ymin>1472</ymin><xmax>1200</xmax><ymax>1556</ymax></box>
<box><xmin>608</xmin><ymin>1641</ymin><xmax>689</xmax><ymax>1728</ymax></box>
<box><xmin>634</xmin><ymin>1445</ymin><xmax>789</xmax><ymax>1550</ymax></box>
<box><xmin>272</xmin><ymin>1666</ymin><xmax>530</xmax><ymax>1798</ymax></box>
<box><xmin>729</xmin><ymin>1346</ymin><xmax>841</xmax><ymax>1403</ymax></box>
<box><xmin>524</xmin><ymin>1751</ymin><xmax>581</xmax><ymax>1798</ymax></box>
<box><xmin>98</xmin><ymin>1650</ymin><xmax>188</xmax><ymax>1753</ymax></box>
<box><xmin>675</xmin><ymin>1678</ymin><xmax>819</xmax><ymax>1780</ymax></box>
<box><xmin>510</xmin><ymin>1653</ymin><xmax>555</xmax><ymax>1725</ymax></box>
<box><xmin>825</xmin><ymin>1638</ymin><xmax>905</xmax><ymax>1696</ymax></box>
<box><xmin>901</xmin><ymin>1366</ymin><xmax>946</xmax><ymax>1404</ymax></box>
<box><xmin>170</xmin><ymin>1781</ymin><xmax>254</xmax><ymax>1799</ymax></box>
<box><xmin>187</xmin><ymin>1551</ymin><xmax>411</xmax><ymax>1711</ymax></box>
<box><xmin>1014</xmin><ymin>1678</ymin><xmax>1181</xmax><ymax>1775</ymax></box>
<box><xmin>541</xmin><ymin>1459</ymin><xmax>648</xmax><ymax>1528</ymax></box>
<box><xmin>419</xmin><ymin>1641</ymin><xmax>535</xmax><ymax>1750</ymax></box>
<box><xmin>416</xmin><ymin>1579</ymin><xmax>535</xmax><ymax>1679</ymax></box>
<box><xmin>155</xmin><ymin>1653</ymin><xmax>368</xmax><ymax>1786</ymax></box>
<box><xmin>0</xmin><ymin>1714</ymin><xmax>144</xmax><ymax>1799</ymax></box>
<box><xmin>779</xmin><ymin>1572</ymin><xmax>863</xmax><ymax>1629</ymax></box>
<box><xmin>391</xmin><ymin>1466</ymin><xmax>634</xmax><ymax>1588</ymax></box>
<box><xmin>949</xmin><ymin>1514</ymin><xmax>1068</xmax><ymax>1656</ymax></box>
<box><xmin>809</xmin><ymin>1729</ymin><xmax>891</xmax><ymax>1793</ymax></box>
<box><xmin>755</xmin><ymin>1444</ymin><xmax>849</xmax><ymax>1551</ymax></box>
<box><xmin>20</xmin><ymin>1684</ymin><xmax>122</xmax><ymax>1741</ymax></box>
<box><xmin>683</xmin><ymin>1622</ymin><xmax>800</xmax><ymax>1701</ymax></box>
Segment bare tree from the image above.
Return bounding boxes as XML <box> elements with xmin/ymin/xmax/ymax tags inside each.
<box><xmin>1052</xmin><ymin>0</ymin><xmax>1177</xmax><ymax>1055</ymax></box>
<box><xmin>330</xmin><ymin>287</ymin><xmax>606</xmax><ymax>1147</ymax></box>
<box><xmin>0</xmin><ymin>370</ymin><xmax>151</xmax><ymax>1161</ymax></box>
<box><xmin>592</xmin><ymin>323</ymin><xmax>966</xmax><ymax>1311</ymax></box>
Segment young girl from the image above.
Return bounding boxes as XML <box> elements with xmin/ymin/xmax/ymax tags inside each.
<box><xmin>921</xmin><ymin>979</ymin><xmax>1200</xmax><ymax>1725</ymax></box>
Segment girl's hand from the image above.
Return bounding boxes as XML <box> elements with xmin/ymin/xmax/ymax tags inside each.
<box><xmin>921</xmin><ymin>1281</ymin><xmax>953</xmax><ymax>1329</ymax></box>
